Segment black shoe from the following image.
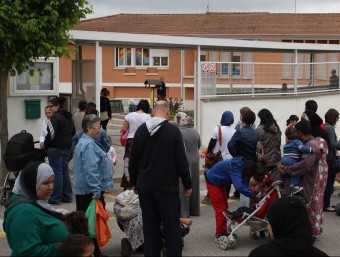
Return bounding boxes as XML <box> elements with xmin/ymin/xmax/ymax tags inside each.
<box><xmin>121</xmin><ymin>238</ymin><xmax>132</xmax><ymax>257</ymax></box>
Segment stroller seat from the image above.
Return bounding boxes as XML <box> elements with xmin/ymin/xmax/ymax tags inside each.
<box><xmin>1</xmin><ymin>130</ymin><xmax>46</xmax><ymax>205</ymax></box>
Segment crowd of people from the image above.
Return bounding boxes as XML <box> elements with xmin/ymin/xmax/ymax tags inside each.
<box><xmin>4</xmin><ymin>94</ymin><xmax>339</xmax><ymax>256</ymax></box>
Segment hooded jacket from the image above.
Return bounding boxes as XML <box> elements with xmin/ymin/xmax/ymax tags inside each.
<box><xmin>256</xmin><ymin>123</ymin><xmax>282</xmax><ymax>167</ymax></box>
<box><xmin>129</xmin><ymin>118</ymin><xmax>192</xmax><ymax>192</ymax></box>
<box><xmin>44</xmin><ymin>110</ymin><xmax>75</xmax><ymax>149</ymax></box>
<box><xmin>205</xmin><ymin>157</ymin><xmax>253</xmax><ymax>198</ymax></box>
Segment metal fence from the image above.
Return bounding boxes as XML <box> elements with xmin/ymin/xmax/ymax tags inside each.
<box><xmin>200</xmin><ymin>62</ymin><xmax>340</xmax><ymax>96</ymax></box>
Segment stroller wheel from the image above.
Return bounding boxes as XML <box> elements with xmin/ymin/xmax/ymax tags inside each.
<box><xmin>228</xmin><ymin>235</ymin><xmax>237</xmax><ymax>249</ymax></box>
<box><xmin>219</xmin><ymin>235</ymin><xmax>229</xmax><ymax>250</ymax></box>
<box><xmin>336</xmin><ymin>203</ymin><xmax>340</xmax><ymax>216</ymax></box>
<box><xmin>1</xmin><ymin>190</ymin><xmax>8</xmax><ymax>206</ymax></box>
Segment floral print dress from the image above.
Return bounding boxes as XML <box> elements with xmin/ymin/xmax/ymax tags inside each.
<box><xmin>305</xmin><ymin>137</ymin><xmax>328</xmax><ymax>237</ymax></box>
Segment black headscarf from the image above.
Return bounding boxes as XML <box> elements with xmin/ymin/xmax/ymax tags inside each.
<box><xmin>267</xmin><ymin>196</ymin><xmax>313</xmax><ymax>256</ymax></box>
<box><xmin>303</xmin><ymin>110</ymin><xmax>329</xmax><ymax>143</ymax></box>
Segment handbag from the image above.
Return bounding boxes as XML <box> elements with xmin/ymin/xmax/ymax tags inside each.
<box><xmin>120</xmin><ymin>130</ymin><xmax>129</xmax><ymax>146</ymax></box>
<box><xmin>100</xmin><ymin>111</ymin><xmax>109</xmax><ymax>121</ymax></box>
<box><xmin>203</xmin><ymin>125</ymin><xmax>223</xmax><ymax>169</ymax></box>
<box><xmin>113</xmin><ymin>190</ymin><xmax>140</xmax><ymax>220</ymax></box>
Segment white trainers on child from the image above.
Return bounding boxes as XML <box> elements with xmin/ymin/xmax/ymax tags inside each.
<box><xmin>291</xmin><ymin>186</ymin><xmax>303</xmax><ymax>195</ymax></box>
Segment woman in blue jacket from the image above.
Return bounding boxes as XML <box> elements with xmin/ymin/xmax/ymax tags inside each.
<box><xmin>73</xmin><ymin>114</ymin><xmax>113</xmax><ymax>257</ymax></box>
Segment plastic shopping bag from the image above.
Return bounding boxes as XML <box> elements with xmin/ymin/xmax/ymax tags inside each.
<box><xmin>85</xmin><ymin>199</ymin><xmax>97</xmax><ymax>238</ymax></box>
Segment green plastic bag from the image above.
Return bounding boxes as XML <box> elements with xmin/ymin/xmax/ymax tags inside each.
<box><xmin>85</xmin><ymin>199</ymin><xmax>97</xmax><ymax>238</ymax></box>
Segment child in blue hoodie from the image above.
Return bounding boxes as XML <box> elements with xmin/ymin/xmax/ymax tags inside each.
<box><xmin>204</xmin><ymin>157</ymin><xmax>257</xmax><ymax>243</ymax></box>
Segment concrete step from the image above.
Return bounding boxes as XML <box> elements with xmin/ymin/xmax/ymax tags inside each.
<box><xmin>112</xmin><ymin>113</ymin><xmax>126</xmax><ymax>119</ymax></box>
<box><xmin>110</xmin><ymin>118</ymin><xmax>125</xmax><ymax>126</ymax></box>
<box><xmin>107</xmin><ymin>123</ymin><xmax>122</xmax><ymax>130</ymax></box>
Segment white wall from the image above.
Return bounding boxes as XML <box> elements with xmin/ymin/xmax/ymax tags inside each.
<box><xmin>200</xmin><ymin>93</ymin><xmax>340</xmax><ymax>147</ymax></box>
<box><xmin>7</xmin><ymin>96</ymin><xmax>50</xmax><ymax>141</ymax></box>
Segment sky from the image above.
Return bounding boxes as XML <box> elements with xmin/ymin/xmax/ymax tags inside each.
<box><xmin>85</xmin><ymin>0</ymin><xmax>340</xmax><ymax>19</ymax></box>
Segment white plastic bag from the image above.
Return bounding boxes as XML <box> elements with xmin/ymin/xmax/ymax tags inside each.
<box><xmin>113</xmin><ymin>190</ymin><xmax>140</xmax><ymax>220</ymax></box>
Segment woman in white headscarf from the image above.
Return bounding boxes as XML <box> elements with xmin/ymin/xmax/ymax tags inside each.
<box><xmin>3</xmin><ymin>161</ymin><xmax>69</xmax><ymax>256</ymax></box>
<box><xmin>174</xmin><ymin>112</ymin><xmax>201</xmax><ymax>216</ymax></box>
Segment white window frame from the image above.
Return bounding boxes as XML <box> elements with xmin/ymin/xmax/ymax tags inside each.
<box><xmin>10</xmin><ymin>58</ymin><xmax>59</xmax><ymax>96</ymax></box>
<box><xmin>115</xmin><ymin>47</ymin><xmax>132</xmax><ymax>67</ymax></box>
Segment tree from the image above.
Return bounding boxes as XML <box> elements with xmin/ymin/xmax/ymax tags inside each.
<box><xmin>0</xmin><ymin>0</ymin><xmax>92</xmax><ymax>182</ymax></box>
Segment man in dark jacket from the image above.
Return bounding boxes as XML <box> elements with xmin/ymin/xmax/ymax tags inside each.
<box><xmin>129</xmin><ymin>100</ymin><xmax>192</xmax><ymax>257</ymax></box>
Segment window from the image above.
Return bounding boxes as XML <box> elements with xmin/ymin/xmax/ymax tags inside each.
<box><xmin>200</xmin><ymin>51</ymin><xmax>207</xmax><ymax>61</ymax></box>
<box><xmin>151</xmin><ymin>49</ymin><xmax>169</xmax><ymax>67</ymax></box>
<box><xmin>220</xmin><ymin>52</ymin><xmax>230</xmax><ymax>76</ymax></box>
<box><xmin>115</xmin><ymin>48</ymin><xmax>169</xmax><ymax>67</ymax></box>
<box><xmin>116</xmin><ymin>48</ymin><xmax>132</xmax><ymax>66</ymax></box>
<box><xmin>136</xmin><ymin>48</ymin><xmax>149</xmax><ymax>66</ymax></box>
<box><xmin>232</xmin><ymin>54</ymin><xmax>241</xmax><ymax>76</ymax></box>
<box><xmin>10</xmin><ymin>58</ymin><xmax>59</xmax><ymax>96</ymax></box>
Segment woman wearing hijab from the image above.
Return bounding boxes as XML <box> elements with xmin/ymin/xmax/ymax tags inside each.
<box><xmin>3</xmin><ymin>162</ymin><xmax>69</xmax><ymax>256</ymax></box>
<box><xmin>248</xmin><ymin>196</ymin><xmax>328</xmax><ymax>256</ymax></box>
<box><xmin>201</xmin><ymin>111</ymin><xmax>236</xmax><ymax>205</ymax></box>
<box><xmin>174</xmin><ymin>112</ymin><xmax>201</xmax><ymax>216</ymax></box>
<box><xmin>301</xmin><ymin>110</ymin><xmax>329</xmax><ymax>239</ymax></box>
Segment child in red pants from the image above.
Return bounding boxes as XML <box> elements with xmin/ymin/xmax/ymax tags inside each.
<box><xmin>204</xmin><ymin>157</ymin><xmax>259</xmax><ymax>242</ymax></box>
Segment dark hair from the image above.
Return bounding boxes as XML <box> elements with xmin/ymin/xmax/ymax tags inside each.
<box><xmin>285</xmin><ymin>127</ymin><xmax>299</xmax><ymax>140</ymax></box>
<box><xmin>253</xmin><ymin>161</ymin><xmax>269</xmax><ymax>182</ymax></box>
<box><xmin>243</xmin><ymin>159</ymin><xmax>258</xmax><ymax>178</ymax></box>
<box><xmin>101</xmin><ymin>88</ymin><xmax>109</xmax><ymax>97</ymax></box>
<box><xmin>64</xmin><ymin>211</ymin><xmax>89</xmax><ymax>237</ymax></box>
<box><xmin>295</xmin><ymin>120</ymin><xmax>312</xmax><ymax>136</ymax></box>
<box><xmin>240</xmin><ymin>107</ymin><xmax>251</xmax><ymax>117</ymax></box>
<box><xmin>305</xmin><ymin>100</ymin><xmax>318</xmax><ymax>112</ymax></box>
<box><xmin>325</xmin><ymin>108</ymin><xmax>339</xmax><ymax>126</ymax></box>
<box><xmin>242</xmin><ymin>110</ymin><xmax>256</xmax><ymax>125</ymax></box>
<box><xmin>137</xmin><ymin>99</ymin><xmax>150</xmax><ymax>113</ymax></box>
<box><xmin>87</xmin><ymin>102</ymin><xmax>97</xmax><ymax>109</ymax></box>
<box><xmin>59</xmin><ymin>234</ymin><xmax>93</xmax><ymax>257</ymax></box>
<box><xmin>286</xmin><ymin>114</ymin><xmax>299</xmax><ymax>126</ymax></box>
<box><xmin>50</xmin><ymin>96</ymin><xmax>66</xmax><ymax>109</ymax></box>
<box><xmin>78</xmin><ymin>100</ymin><xmax>88</xmax><ymax>111</ymax></box>
<box><xmin>85</xmin><ymin>107</ymin><xmax>99</xmax><ymax>116</ymax></box>
<box><xmin>258</xmin><ymin>109</ymin><xmax>279</xmax><ymax>132</ymax></box>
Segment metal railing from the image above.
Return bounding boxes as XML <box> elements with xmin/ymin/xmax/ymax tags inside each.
<box><xmin>200</xmin><ymin>62</ymin><xmax>340</xmax><ymax>97</ymax></box>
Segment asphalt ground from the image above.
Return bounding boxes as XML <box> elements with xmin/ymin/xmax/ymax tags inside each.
<box><xmin>1</xmin><ymin>130</ymin><xmax>340</xmax><ymax>256</ymax></box>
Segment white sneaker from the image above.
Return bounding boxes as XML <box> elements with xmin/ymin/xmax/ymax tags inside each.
<box><xmin>291</xmin><ymin>186</ymin><xmax>303</xmax><ymax>195</ymax></box>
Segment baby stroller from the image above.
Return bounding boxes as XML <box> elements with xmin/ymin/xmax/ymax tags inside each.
<box><xmin>218</xmin><ymin>178</ymin><xmax>281</xmax><ymax>250</ymax></box>
<box><xmin>1</xmin><ymin>130</ymin><xmax>46</xmax><ymax>205</ymax></box>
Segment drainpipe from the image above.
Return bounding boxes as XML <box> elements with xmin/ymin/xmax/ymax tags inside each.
<box><xmin>181</xmin><ymin>50</ymin><xmax>185</xmax><ymax>110</ymax></box>
<box><xmin>196</xmin><ymin>46</ymin><xmax>201</xmax><ymax>135</ymax></box>
<box><xmin>95</xmin><ymin>41</ymin><xmax>102</xmax><ymax>108</ymax></box>
<box><xmin>294</xmin><ymin>49</ymin><xmax>298</xmax><ymax>95</ymax></box>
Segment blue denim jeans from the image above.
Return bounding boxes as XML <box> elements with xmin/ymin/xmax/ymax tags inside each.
<box><xmin>47</xmin><ymin>147</ymin><xmax>73</xmax><ymax>203</ymax></box>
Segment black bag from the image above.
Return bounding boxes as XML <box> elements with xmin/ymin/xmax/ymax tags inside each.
<box><xmin>203</xmin><ymin>125</ymin><xmax>223</xmax><ymax>169</ymax></box>
<box><xmin>204</xmin><ymin>151</ymin><xmax>223</xmax><ymax>169</ymax></box>
<box><xmin>4</xmin><ymin>130</ymin><xmax>46</xmax><ymax>171</ymax></box>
